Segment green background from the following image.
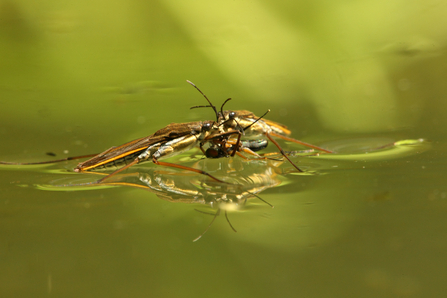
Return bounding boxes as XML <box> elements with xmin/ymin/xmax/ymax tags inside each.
<box><xmin>1</xmin><ymin>1</ymin><xmax>446</xmax><ymax>297</ymax></box>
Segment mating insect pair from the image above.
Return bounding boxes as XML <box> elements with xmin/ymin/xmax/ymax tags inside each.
<box><xmin>0</xmin><ymin>81</ymin><xmax>332</xmax><ymax>184</ymax></box>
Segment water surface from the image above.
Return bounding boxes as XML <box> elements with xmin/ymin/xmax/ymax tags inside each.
<box><xmin>1</xmin><ymin>1</ymin><xmax>447</xmax><ymax>297</ymax></box>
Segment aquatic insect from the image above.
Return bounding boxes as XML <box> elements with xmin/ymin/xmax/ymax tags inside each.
<box><xmin>216</xmin><ymin>109</ymin><xmax>333</xmax><ymax>172</ymax></box>
<box><xmin>75</xmin><ymin>120</ymin><xmax>230</xmax><ymax>183</ymax></box>
<box><xmin>191</xmin><ymin>105</ymin><xmax>332</xmax><ymax>171</ymax></box>
<box><xmin>0</xmin><ymin>121</ymin><xmax>232</xmax><ymax>183</ymax></box>
<box><xmin>186</xmin><ymin>81</ymin><xmax>272</xmax><ymax>160</ymax></box>
<box><xmin>187</xmin><ymin>81</ymin><xmax>333</xmax><ymax>171</ymax></box>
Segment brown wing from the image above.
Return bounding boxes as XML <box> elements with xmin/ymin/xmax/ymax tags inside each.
<box><xmin>232</xmin><ymin>110</ymin><xmax>256</xmax><ymax>118</ymax></box>
<box><xmin>75</xmin><ymin>121</ymin><xmax>205</xmax><ymax>171</ymax></box>
<box><xmin>152</xmin><ymin>122</ymin><xmax>204</xmax><ymax>138</ymax></box>
<box><xmin>75</xmin><ymin>136</ymin><xmax>159</xmax><ymax>171</ymax></box>
<box><xmin>262</xmin><ymin>119</ymin><xmax>291</xmax><ymax>135</ymax></box>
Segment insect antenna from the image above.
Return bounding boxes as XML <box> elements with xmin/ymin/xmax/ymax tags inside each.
<box><xmin>220</xmin><ymin>98</ymin><xmax>232</xmax><ymax>121</ymax></box>
<box><xmin>242</xmin><ymin>109</ymin><xmax>271</xmax><ymax>132</ymax></box>
<box><xmin>232</xmin><ymin>117</ymin><xmax>244</xmax><ymax>134</ymax></box>
<box><xmin>190</xmin><ymin>105</ymin><xmax>211</xmax><ymax>108</ymax></box>
<box><xmin>187</xmin><ymin>80</ymin><xmax>219</xmax><ymax>122</ymax></box>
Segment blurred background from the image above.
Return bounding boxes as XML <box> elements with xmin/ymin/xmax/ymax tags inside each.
<box><xmin>2</xmin><ymin>0</ymin><xmax>447</xmax><ymax>145</ymax></box>
<box><xmin>1</xmin><ymin>1</ymin><xmax>447</xmax><ymax>297</ymax></box>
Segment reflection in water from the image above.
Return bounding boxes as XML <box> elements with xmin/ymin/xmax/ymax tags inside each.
<box><xmin>38</xmin><ymin>158</ymin><xmax>286</xmax><ymax>241</ymax></box>
<box><xmin>30</xmin><ymin>138</ymin><xmax>429</xmax><ymax>241</ymax></box>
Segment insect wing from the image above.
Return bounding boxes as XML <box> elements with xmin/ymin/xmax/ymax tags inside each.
<box><xmin>75</xmin><ymin>121</ymin><xmax>210</xmax><ymax>171</ymax></box>
<box><xmin>261</xmin><ymin>118</ymin><xmax>291</xmax><ymax>135</ymax></box>
<box><xmin>153</xmin><ymin>121</ymin><xmax>207</xmax><ymax>138</ymax></box>
<box><xmin>75</xmin><ymin>136</ymin><xmax>157</xmax><ymax>171</ymax></box>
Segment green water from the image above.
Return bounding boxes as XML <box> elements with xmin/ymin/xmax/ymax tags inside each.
<box><xmin>1</xmin><ymin>1</ymin><xmax>447</xmax><ymax>297</ymax></box>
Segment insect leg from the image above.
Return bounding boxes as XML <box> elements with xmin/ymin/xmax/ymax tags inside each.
<box><xmin>270</xmin><ymin>132</ymin><xmax>333</xmax><ymax>153</ymax></box>
<box><xmin>193</xmin><ymin>208</ymin><xmax>221</xmax><ymax>242</ymax></box>
<box><xmin>202</xmin><ymin>129</ymin><xmax>242</xmax><ymax>158</ymax></box>
<box><xmin>224</xmin><ymin>210</ymin><xmax>237</xmax><ymax>232</ymax></box>
<box><xmin>234</xmin><ymin>147</ymin><xmax>282</xmax><ymax>161</ymax></box>
<box><xmin>230</xmin><ymin>131</ymin><xmax>242</xmax><ymax>157</ymax></box>
<box><xmin>266</xmin><ymin>133</ymin><xmax>304</xmax><ymax>172</ymax></box>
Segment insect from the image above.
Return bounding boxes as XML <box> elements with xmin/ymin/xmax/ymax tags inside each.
<box><xmin>186</xmin><ymin>81</ymin><xmax>275</xmax><ymax>160</ymax></box>
<box><xmin>0</xmin><ymin>121</ymin><xmax>231</xmax><ymax>183</ymax></box>
<box><xmin>216</xmin><ymin>109</ymin><xmax>333</xmax><ymax>171</ymax></box>
<box><xmin>187</xmin><ymin>81</ymin><xmax>333</xmax><ymax>171</ymax></box>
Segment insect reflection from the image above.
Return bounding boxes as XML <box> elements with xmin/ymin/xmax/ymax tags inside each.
<box><xmin>56</xmin><ymin>157</ymin><xmax>284</xmax><ymax>242</ymax></box>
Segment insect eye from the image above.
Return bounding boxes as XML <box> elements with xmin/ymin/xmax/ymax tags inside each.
<box><xmin>202</xmin><ymin>122</ymin><xmax>212</xmax><ymax>131</ymax></box>
<box><xmin>229</xmin><ymin>111</ymin><xmax>236</xmax><ymax>119</ymax></box>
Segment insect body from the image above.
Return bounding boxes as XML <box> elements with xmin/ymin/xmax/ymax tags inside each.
<box><xmin>75</xmin><ymin>121</ymin><xmax>215</xmax><ymax>172</ymax></box>
<box><xmin>216</xmin><ymin>110</ymin><xmax>333</xmax><ymax>172</ymax></box>
<box><xmin>0</xmin><ymin>120</ymin><xmax>230</xmax><ymax>183</ymax></box>
<box><xmin>74</xmin><ymin>120</ymin><xmax>229</xmax><ymax>183</ymax></box>
<box><xmin>187</xmin><ymin>81</ymin><xmax>333</xmax><ymax>171</ymax></box>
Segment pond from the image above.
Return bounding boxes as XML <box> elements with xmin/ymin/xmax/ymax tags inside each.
<box><xmin>1</xmin><ymin>1</ymin><xmax>446</xmax><ymax>297</ymax></box>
